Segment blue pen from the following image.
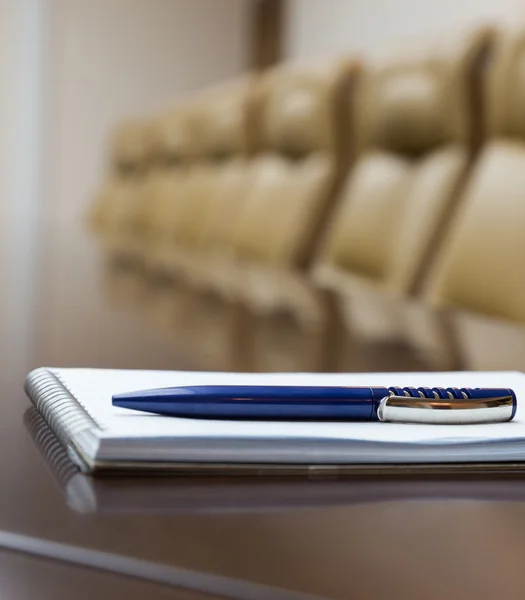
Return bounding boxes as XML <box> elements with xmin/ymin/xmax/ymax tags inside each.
<box><xmin>112</xmin><ymin>385</ymin><xmax>517</xmax><ymax>425</ymax></box>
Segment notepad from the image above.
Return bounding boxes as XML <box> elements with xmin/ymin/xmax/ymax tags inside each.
<box><xmin>24</xmin><ymin>367</ymin><xmax>525</xmax><ymax>474</ymax></box>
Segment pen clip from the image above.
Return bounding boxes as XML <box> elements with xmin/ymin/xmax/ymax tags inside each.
<box><xmin>377</xmin><ymin>389</ymin><xmax>516</xmax><ymax>425</ymax></box>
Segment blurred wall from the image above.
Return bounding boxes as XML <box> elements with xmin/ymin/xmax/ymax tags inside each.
<box><xmin>285</xmin><ymin>0</ymin><xmax>525</xmax><ymax>58</ymax></box>
<box><xmin>0</xmin><ymin>0</ymin><xmax>43</xmax><ymax>394</ymax></box>
<box><xmin>34</xmin><ymin>0</ymin><xmax>250</xmax><ymax>369</ymax></box>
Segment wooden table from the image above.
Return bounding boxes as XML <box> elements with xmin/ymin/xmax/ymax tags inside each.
<box><xmin>0</xmin><ymin>378</ymin><xmax>523</xmax><ymax>599</ymax></box>
<box><xmin>3</xmin><ymin>258</ymin><xmax>525</xmax><ymax>599</ymax></box>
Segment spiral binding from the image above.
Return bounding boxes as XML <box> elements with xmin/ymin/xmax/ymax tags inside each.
<box><xmin>24</xmin><ymin>368</ymin><xmax>103</xmax><ymax>449</ymax></box>
<box><xmin>388</xmin><ymin>386</ymin><xmax>474</xmax><ymax>400</ymax></box>
<box><xmin>24</xmin><ymin>407</ymin><xmax>79</xmax><ymax>489</ymax></box>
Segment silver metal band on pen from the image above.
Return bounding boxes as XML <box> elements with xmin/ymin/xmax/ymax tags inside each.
<box><xmin>378</xmin><ymin>388</ymin><xmax>516</xmax><ymax>425</ymax></box>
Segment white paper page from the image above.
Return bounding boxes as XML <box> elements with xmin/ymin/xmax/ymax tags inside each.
<box><xmin>51</xmin><ymin>368</ymin><xmax>525</xmax><ymax>446</ymax></box>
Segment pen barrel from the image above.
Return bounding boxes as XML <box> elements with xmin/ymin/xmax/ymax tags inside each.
<box><xmin>114</xmin><ymin>386</ymin><xmax>391</xmax><ymax>420</ymax></box>
<box><xmin>191</xmin><ymin>386</ymin><xmax>387</xmax><ymax>421</ymax></box>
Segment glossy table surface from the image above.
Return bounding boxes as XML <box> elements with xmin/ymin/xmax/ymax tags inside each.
<box><xmin>4</xmin><ymin>274</ymin><xmax>525</xmax><ymax>599</ymax></box>
<box><xmin>6</xmin><ymin>378</ymin><xmax>525</xmax><ymax>598</ymax></box>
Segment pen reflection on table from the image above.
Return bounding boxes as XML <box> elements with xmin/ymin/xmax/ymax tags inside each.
<box><xmin>23</xmin><ymin>407</ymin><xmax>525</xmax><ymax>516</ymax></box>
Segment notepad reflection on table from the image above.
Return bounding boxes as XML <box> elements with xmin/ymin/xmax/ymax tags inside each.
<box><xmin>24</xmin><ymin>368</ymin><xmax>524</xmax><ymax>474</ymax></box>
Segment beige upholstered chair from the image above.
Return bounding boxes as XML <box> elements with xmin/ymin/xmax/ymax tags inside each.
<box><xmin>129</xmin><ymin>103</ymin><xmax>201</xmax><ymax>257</ymax></box>
<box><xmin>90</xmin><ymin>119</ymin><xmax>149</xmax><ymax>247</ymax></box>
<box><xmin>89</xmin><ymin>119</ymin><xmax>154</xmax><ymax>306</ymax></box>
<box><xmin>139</xmin><ymin>77</ymin><xmax>262</xmax><ymax>368</ymax></box>
<box><xmin>312</xmin><ymin>26</ymin><xmax>494</xmax><ymax>371</ymax></box>
<box><xmin>220</xmin><ymin>60</ymin><xmax>360</xmax><ymax>371</ymax></box>
<box><xmin>146</xmin><ymin>63</ymin><xmax>357</xmax><ymax>371</ymax></box>
<box><xmin>413</xmin><ymin>28</ymin><xmax>525</xmax><ymax>371</ymax></box>
<box><xmin>147</xmin><ymin>77</ymin><xmax>260</xmax><ymax>281</ymax></box>
<box><xmin>107</xmin><ymin>104</ymin><xmax>203</xmax><ymax>310</ymax></box>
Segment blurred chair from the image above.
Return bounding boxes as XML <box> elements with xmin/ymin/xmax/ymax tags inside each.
<box><xmin>411</xmin><ymin>27</ymin><xmax>525</xmax><ymax>371</ymax></box>
<box><xmin>246</xmin><ymin>60</ymin><xmax>360</xmax><ymax>371</ymax></box>
<box><xmin>113</xmin><ymin>102</ymin><xmax>202</xmax><ymax>312</ymax></box>
<box><xmin>189</xmin><ymin>60</ymin><xmax>359</xmax><ymax>371</ymax></box>
<box><xmin>147</xmin><ymin>77</ymin><xmax>261</xmax><ymax>274</ymax></box>
<box><xmin>312</xmin><ymin>25</ymin><xmax>494</xmax><ymax>372</ymax></box>
<box><xmin>143</xmin><ymin>77</ymin><xmax>263</xmax><ymax>368</ymax></box>
<box><xmin>90</xmin><ymin>119</ymin><xmax>149</xmax><ymax>240</ymax></box>
<box><xmin>89</xmin><ymin>119</ymin><xmax>151</xmax><ymax>305</ymax></box>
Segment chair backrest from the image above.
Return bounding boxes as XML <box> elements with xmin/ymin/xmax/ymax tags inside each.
<box><xmin>137</xmin><ymin>103</ymin><xmax>201</xmax><ymax>245</ymax></box>
<box><xmin>427</xmin><ymin>27</ymin><xmax>525</xmax><ymax>324</ymax></box>
<box><xmin>171</xmin><ymin>76</ymin><xmax>262</xmax><ymax>252</ymax></box>
<box><xmin>230</xmin><ymin>59</ymin><xmax>360</xmax><ymax>269</ymax></box>
<box><xmin>89</xmin><ymin>119</ymin><xmax>149</xmax><ymax>238</ymax></box>
<box><xmin>315</xmin><ymin>26</ymin><xmax>494</xmax><ymax>297</ymax></box>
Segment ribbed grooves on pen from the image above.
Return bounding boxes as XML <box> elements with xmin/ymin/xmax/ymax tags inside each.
<box><xmin>24</xmin><ymin>368</ymin><xmax>103</xmax><ymax>449</ymax></box>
